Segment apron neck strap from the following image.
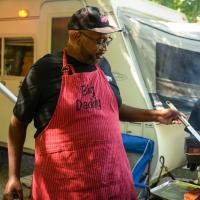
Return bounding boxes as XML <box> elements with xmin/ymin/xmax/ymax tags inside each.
<box><xmin>95</xmin><ymin>63</ymin><xmax>101</xmax><ymax>71</ymax></box>
<box><xmin>62</xmin><ymin>48</ymin><xmax>76</xmax><ymax>74</ymax></box>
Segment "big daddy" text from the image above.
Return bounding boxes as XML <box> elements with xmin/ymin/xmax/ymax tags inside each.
<box><xmin>76</xmin><ymin>84</ymin><xmax>101</xmax><ymax>111</ymax></box>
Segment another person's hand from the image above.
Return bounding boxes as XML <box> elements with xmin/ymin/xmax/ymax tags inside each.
<box><xmin>3</xmin><ymin>176</ymin><xmax>23</xmax><ymax>200</ymax></box>
<box><xmin>157</xmin><ymin>108</ymin><xmax>182</xmax><ymax>125</ymax></box>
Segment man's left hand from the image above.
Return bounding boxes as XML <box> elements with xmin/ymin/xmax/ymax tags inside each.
<box><xmin>157</xmin><ymin>108</ymin><xmax>183</xmax><ymax>125</ymax></box>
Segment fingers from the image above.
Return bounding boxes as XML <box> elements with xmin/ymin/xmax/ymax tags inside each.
<box><xmin>3</xmin><ymin>193</ymin><xmax>12</xmax><ymax>200</ymax></box>
<box><xmin>158</xmin><ymin>108</ymin><xmax>185</xmax><ymax>125</ymax></box>
<box><xmin>172</xmin><ymin>120</ymin><xmax>176</xmax><ymax>124</ymax></box>
<box><xmin>3</xmin><ymin>191</ymin><xmax>22</xmax><ymax>200</ymax></box>
<box><xmin>168</xmin><ymin>109</ymin><xmax>183</xmax><ymax>124</ymax></box>
<box><xmin>161</xmin><ymin>109</ymin><xmax>182</xmax><ymax>125</ymax></box>
<box><xmin>172</xmin><ymin>119</ymin><xmax>181</xmax><ymax>124</ymax></box>
<box><xmin>179</xmin><ymin>111</ymin><xmax>187</xmax><ymax>118</ymax></box>
<box><xmin>17</xmin><ymin>189</ymin><xmax>23</xmax><ymax>200</ymax></box>
<box><xmin>13</xmin><ymin>192</ymin><xmax>20</xmax><ymax>200</ymax></box>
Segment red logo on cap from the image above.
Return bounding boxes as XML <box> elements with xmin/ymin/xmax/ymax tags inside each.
<box><xmin>101</xmin><ymin>15</ymin><xmax>108</xmax><ymax>23</ymax></box>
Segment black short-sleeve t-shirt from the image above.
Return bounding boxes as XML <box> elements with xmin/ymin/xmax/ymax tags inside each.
<box><xmin>13</xmin><ymin>52</ymin><xmax>122</xmax><ymax>137</ymax></box>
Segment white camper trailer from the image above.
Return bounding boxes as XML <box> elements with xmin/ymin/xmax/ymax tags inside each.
<box><xmin>1</xmin><ymin>0</ymin><xmax>199</xmax><ymax>181</ymax></box>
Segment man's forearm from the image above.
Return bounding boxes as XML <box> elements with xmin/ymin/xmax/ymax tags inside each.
<box><xmin>8</xmin><ymin>115</ymin><xmax>27</xmax><ymax>178</ymax></box>
<box><xmin>119</xmin><ymin>104</ymin><xmax>180</xmax><ymax>125</ymax></box>
<box><xmin>119</xmin><ymin>104</ymin><xmax>159</xmax><ymax>122</ymax></box>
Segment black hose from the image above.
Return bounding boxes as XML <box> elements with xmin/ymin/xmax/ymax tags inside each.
<box><xmin>151</xmin><ymin>156</ymin><xmax>175</xmax><ymax>188</ymax></box>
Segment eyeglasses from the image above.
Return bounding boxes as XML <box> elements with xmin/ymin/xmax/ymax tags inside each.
<box><xmin>80</xmin><ymin>31</ymin><xmax>113</xmax><ymax>47</ymax></box>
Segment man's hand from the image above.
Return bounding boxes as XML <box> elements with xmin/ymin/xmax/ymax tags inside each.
<box><xmin>3</xmin><ymin>176</ymin><xmax>23</xmax><ymax>200</ymax></box>
<box><xmin>157</xmin><ymin>108</ymin><xmax>182</xmax><ymax>125</ymax></box>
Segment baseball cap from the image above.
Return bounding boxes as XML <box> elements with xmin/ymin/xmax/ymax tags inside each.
<box><xmin>68</xmin><ymin>6</ymin><xmax>121</xmax><ymax>34</ymax></box>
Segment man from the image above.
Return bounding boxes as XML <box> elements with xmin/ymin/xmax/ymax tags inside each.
<box><xmin>4</xmin><ymin>6</ymin><xmax>180</xmax><ymax>200</ymax></box>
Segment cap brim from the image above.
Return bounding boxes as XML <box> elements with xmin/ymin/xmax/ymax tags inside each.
<box><xmin>88</xmin><ymin>26</ymin><xmax>122</xmax><ymax>34</ymax></box>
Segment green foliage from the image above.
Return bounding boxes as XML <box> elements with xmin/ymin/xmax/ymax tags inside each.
<box><xmin>149</xmin><ymin>0</ymin><xmax>200</xmax><ymax>22</ymax></box>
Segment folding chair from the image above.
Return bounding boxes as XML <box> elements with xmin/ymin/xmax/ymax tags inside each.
<box><xmin>122</xmin><ymin>133</ymin><xmax>154</xmax><ymax>199</ymax></box>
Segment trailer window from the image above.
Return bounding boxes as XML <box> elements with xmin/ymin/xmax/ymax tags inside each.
<box><xmin>51</xmin><ymin>17</ymin><xmax>69</xmax><ymax>53</ymax></box>
<box><xmin>156</xmin><ymin>43</ymin><xmax>200</xmax><ymax>112</ymax></box>
<box><xmin>4</xmin><ymin>37</ymin><xmax>33</xmax><ymax>76</ymax></box>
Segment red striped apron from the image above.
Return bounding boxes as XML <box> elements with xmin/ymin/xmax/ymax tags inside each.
<box><xmin>32</xmin><ymin>49</ymin><xmax>137</xmax><ymax>200</ymax></box>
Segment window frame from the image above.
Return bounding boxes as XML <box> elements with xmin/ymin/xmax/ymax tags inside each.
<box><xmin>0</xmin><ymin>35</ymin><xmax>36</xmax><ymax>77</ymax></box>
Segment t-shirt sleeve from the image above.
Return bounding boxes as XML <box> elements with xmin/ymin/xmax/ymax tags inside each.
<box><xmin>13</xmin><ymin>56</ymin><xmax>46</xmax><ymax>123</ymax></box>
<box><xmin>99</xmin><ymin>57</ymin><xmax>122</xmax><ymax>107</ymax></box>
